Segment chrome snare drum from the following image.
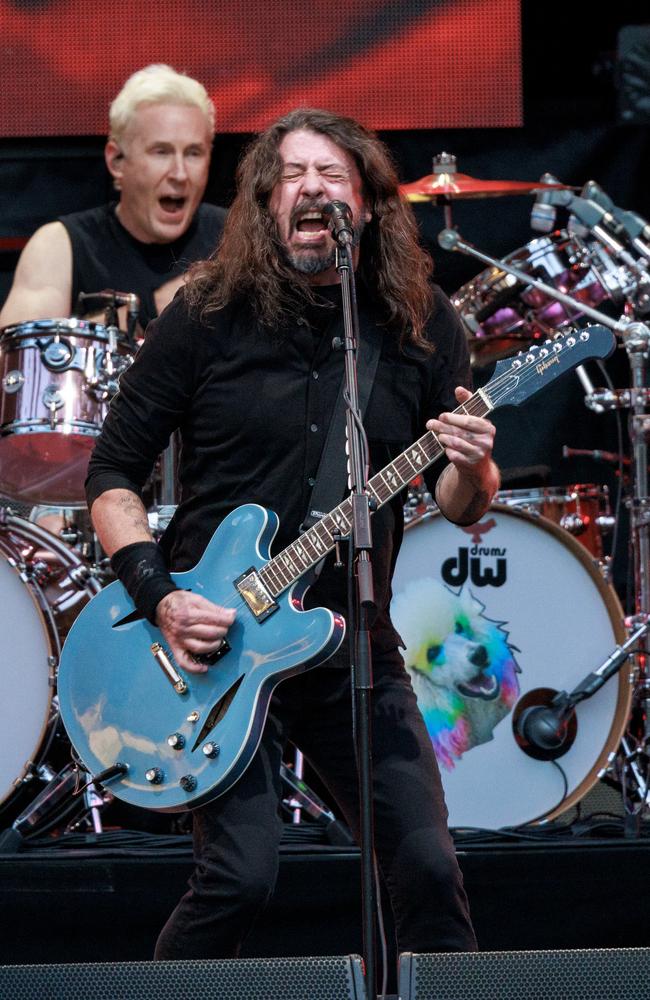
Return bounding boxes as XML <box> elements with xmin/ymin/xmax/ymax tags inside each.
<box><xmin>0</xmin><ymin>319</ymin><xmax>134</xmax><ymax>506</ymax></box>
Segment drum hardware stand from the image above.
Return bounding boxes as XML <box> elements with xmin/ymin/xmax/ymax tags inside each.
<box><xmin>280</xmin><ymin>762</ymin><xmax>354</xmax><ymax>845</ymax></box>
<box><xmin>438</xmin><ymin>227</ymin><xmax>630</xmax><ymax>338</ymax></box>
<box><xmin>439</xmin><ymin>226</ymin><xmax>650</xmax><ymax>826</ymax></box>
<box><xmin>288</xmin><ymin>747</ymin><xmax>305</xmax><ymax>823</ymax></box>
<box><xmin>0</xmin><ymin>763</ymin><xmax>107</xmax><ymax>852</ymax></box>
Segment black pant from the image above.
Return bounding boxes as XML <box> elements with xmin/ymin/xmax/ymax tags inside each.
<box><xmin>155</xmin><ymin>647</ymin><xmax>477</xmax><ymax>959</ymax></box>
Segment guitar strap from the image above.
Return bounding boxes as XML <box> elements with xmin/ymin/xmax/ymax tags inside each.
<box><xmin>300</xmin><ymin>313</ymin><xmax>383</xmax><ymax>535</ymax></box>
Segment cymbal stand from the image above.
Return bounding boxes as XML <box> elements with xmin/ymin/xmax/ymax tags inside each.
<box><xmin>439</xmin><ymin>227</ymin><xmax>650</xmax><ymax>823</ymax></box>
<box><xmin>610</xmin><ymin>321</ymin><xmax>650</xmax><ymax>828</ymax></box>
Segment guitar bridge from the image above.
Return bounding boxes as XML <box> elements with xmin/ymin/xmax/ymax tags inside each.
<box><xmin>234</xmin><ymin>567</ymin><xmax>278</xmax><ymax>621</ymax></box>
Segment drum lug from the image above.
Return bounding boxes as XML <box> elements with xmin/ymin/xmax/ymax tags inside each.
<box><xmin>2</xmin><ymin>370</ymin><xmax>24</xmax><ymax>394</ymax></box>
<box><xmin>42</xmin><ymin>386</ymin><xmax>64</xmax><ymax>429</ymax></box>
<box><xmin>41</xmin><ymin>337</ymin><xmax>74</xmax><ymax>372</ymax></box>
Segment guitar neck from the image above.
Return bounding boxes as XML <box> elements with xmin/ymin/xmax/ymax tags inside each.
<box><xmin>259</xmin><ymin>388</ymin><xmax>493</xmax><ymax>598</ymax></box>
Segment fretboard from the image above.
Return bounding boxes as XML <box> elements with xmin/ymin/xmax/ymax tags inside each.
<box><xmin>259</xmin><ymin>389</ymin><xmax>492</xmax><ymax>597</ymax></box>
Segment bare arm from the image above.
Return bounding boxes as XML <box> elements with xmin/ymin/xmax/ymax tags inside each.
<box><xmin>0</xmin><ymin>222</ymin><xmax>73</xmax><ymax>326</ymax></box>
<box><xmin>90</xmin><ymin>488</ymin><xmax>153</xmax><ymax>556</ymax></box>
<box><xmin>427</xmin><ymin>386</ymin><xmax>500</xmax><ymax>525</ymax></box>
<box><xmin>91</xmin><ymin>488</ymin><xmax>234</xmax><ymax>673</ymax></box>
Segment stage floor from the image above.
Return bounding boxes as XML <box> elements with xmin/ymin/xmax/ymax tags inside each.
<box><xmin>2</xmin><ymin>822</ymin><xmax>650</xmax><ymax>967</ymax></box>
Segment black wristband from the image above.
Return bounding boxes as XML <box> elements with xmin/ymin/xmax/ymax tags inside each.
<box><xmin>110</xmin><ymin>541</ymin><xmax>179</xmax><ymax>626</ymax></box>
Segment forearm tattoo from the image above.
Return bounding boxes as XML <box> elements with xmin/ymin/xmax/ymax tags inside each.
<box><xmin>117</xmin><ymin>491</ymin><xmax>150</xmax><ymax>533</ymax></box>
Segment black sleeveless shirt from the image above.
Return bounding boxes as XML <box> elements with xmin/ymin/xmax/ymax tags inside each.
<box><xmin>59</xmin><ymin>202</ymin><xmax>226</xmax><ymax>328</ymax></box>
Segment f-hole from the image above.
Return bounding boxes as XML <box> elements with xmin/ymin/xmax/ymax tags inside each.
<box><xmin>192</xmin><ymin>675</ymin><xmax>245</xmax><ymax>751</ymax></box>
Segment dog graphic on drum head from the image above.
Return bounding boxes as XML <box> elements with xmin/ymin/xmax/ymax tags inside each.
<box><xmin>392</xmin><ymin>580</ymin><xmax>521</xmax><ymax>770</ymax></box>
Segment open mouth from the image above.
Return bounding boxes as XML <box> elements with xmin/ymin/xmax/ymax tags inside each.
<box><xmin>159</xmin><ymin>195</ymin><xmax>187</xmax><ymax>216</ymax></box>
<box><xmin>457</xmin><ymin>672</ymin><xmax>499</xmax><ymax>701</ymax></box>
<box><xmin>292</xmin><ymin>208</ymin><xmax>329</xmax><ymax>240</ymax></box>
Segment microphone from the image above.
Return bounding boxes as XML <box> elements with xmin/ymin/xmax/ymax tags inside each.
<box><xmin>437</xmin><ymin>228</ymin><xmax>461</xmax><ymax>251</ymax></box>
<box><xmin>574</xmin><ymin>363</ymin><xmax>605</xmax><ymax>414</ymax></box>
<box><xmin>513</xmin><ymin>623</ymin><xmax>644</xmax><ymax>761</ymax></box>
<box><xmin>582</xmin><ymin>180</ymin><xmax>650</xmax><ymax>260</ymax></box>
<box><xmin>322</xmin><ymin>201</ymin><xmax>354</xmax><ymax>245</ymax></box>
<box><xmin>530</xmin><ymin>173</ymin><xmax>564</xmax><ymax>233</ymax></box>
<box><xmin>76</xmin><ymin>289</ymin><xmax>140</xmax><ymax>342</ymax></box>
<box><xmin>512</xmin><ymin>689</ymin><xmax>577</xmax><ymax>761</ymax></box>
<box><xmin>78</xmin><ymin>289</ymin><xmax>139</xmax><ymax>308</ymax></box>
<box><xmin>568</xmin><ymin>196</ymin><xmax>628</xmax><ymax>242</ymax></box>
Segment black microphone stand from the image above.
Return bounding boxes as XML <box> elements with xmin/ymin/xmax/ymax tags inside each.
<box><xmin>332</xmin><ymin>232</ymin><xmax>379</xmax><ymax>998</ymax></box>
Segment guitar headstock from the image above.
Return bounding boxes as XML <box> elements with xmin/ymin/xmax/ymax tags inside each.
<box><xmin>484</xmin><ymin>325</ymin><xmax>616</xmax><ymax>410</ymax></box>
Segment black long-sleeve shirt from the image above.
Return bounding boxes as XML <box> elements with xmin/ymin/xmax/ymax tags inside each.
<box><xmin>86</xmin><ymin>282</ymin><xmax>471</xmax><ymax>650</ymax></box>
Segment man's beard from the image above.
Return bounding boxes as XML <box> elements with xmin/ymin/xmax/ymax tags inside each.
<box><xmin>287</xmin><ymin>244</ymin><xmax>338</xmax><ymax>276</ymax></box>
<box><xmin>284</xmin><ymin>215</ymin><xmax>367</xmax><ymax>276</ymax></box>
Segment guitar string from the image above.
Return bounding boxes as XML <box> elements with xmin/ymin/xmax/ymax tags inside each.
<box><xmin>221</xmin><ymin>337</ymin><xmax>599</xmax><ymax>609</ymax></box>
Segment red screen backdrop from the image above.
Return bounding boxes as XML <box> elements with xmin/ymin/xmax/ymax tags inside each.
<box><xmin>0</xmin><ymin>0</ymin><xmax>521</xmax><ymax>136</ymax></box>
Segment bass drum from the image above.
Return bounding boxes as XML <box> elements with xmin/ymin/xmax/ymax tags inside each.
<box><xmin>391</xmin><ymin>505</ymin><xmax>629</xmax><ymax>829</ymax></box>
<box><xmin>0</xmin><ymin>514</ymin><xmax>100</xmax><ymax>808</ymax></box>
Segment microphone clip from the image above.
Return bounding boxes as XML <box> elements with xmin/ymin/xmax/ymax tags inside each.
<box><xmin>322</xmin><ymin>201</ymin><xmax>354</xmax><ymax>246</ymax></box>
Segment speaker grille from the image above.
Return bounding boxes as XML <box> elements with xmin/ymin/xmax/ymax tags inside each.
<box><xmin>0</xmin><ymin>955</ymin><xmax>367</xmax><ymax>1000</ymax></box>
<box><xmin>399</xmin><ymin>948</ymin><xmax>650</xmax><ymax>1000</ymax></box>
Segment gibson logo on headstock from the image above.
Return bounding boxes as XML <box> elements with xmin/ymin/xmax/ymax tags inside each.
<box><xmin>536</xmin><ymin>356</ymin><xmax>560</xmax><ymax>376</ymax></box>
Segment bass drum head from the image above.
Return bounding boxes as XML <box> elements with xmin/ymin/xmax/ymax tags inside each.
<box><xmin>391</xmin><ymin>505</ymin><xmax>629</xmax><ymax>829</ymax></box>
<box><xmin>0</xmin><ymin>527</ymin><xmax>57</xmax><ymax>806</ymax></box>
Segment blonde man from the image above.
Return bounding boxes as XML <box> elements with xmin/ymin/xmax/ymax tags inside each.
<box><xmin>0</xmin><ymin>64</ymin><xmax>225</xmax><ymax>330</ymax></box>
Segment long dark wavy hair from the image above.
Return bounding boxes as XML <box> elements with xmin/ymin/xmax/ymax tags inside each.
<box><xmin>186</xmin><ymin>108</ymin><xmax>435</xmax><ymax>347</ymax></box>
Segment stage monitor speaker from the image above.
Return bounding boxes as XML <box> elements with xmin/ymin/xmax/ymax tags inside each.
<box><xmin>0</xmin><ymin>954</ymin><xmax>367</xmax><ymax>1000</ymax></box>
<box><xmin>399</xmin><ymin>947</ymin><xmax>650</xmax><ymax>1000</ymax></box>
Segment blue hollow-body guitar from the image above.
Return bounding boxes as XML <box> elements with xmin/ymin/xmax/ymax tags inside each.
<box><xmin>57</xmin><ymin>325</ymin><xmax>616</xmax><ymax>811</ymax></box>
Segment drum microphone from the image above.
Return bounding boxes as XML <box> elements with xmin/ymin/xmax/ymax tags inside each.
<box><xmin>514</xmin><ymin>624</ymin><xmax>646</xmax><ymax>760</ymax></box>
<box><xmin>530</xmin><ymin>173</ymin><xmax>565</xmax><ymax>233</ymax></box>
<box><xmin>322</xmin><ymin>201</ymin><xmax>354</xmax><ymax>245</ymax></box>
<box><xmin>77</xmin><ymin>290</ymin><xmax>140</xmax><ymax>342</ymax></box>
<box><xmin>513</xmin><ymin>690</ymin><xmax>577</xmax><ymax>761</ymax></box>
<box><xmin>582</xmin><ymin>180</ymin><xmax>650</xmax><ymax>262</ymax></box>
<box><xmin>77</xmin><ymin>289</ymin><xmax>139</xmax><ymax>309</ymax></box>
<box><xmin>574</xmin><ymin>363</ymin><xmax>606</xmax><ymax>414</ymax></box>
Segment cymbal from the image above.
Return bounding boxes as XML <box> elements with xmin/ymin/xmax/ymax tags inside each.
<box><xmin>400</xmin><ymin>172</ymin><xmax>571</xmax><ymax>201</ymax></box>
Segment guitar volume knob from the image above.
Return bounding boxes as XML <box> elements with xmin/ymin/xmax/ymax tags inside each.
<box><xmin>145</xmin><ymin>767</ymin><xmax>164</xmax><ymax>784</ymax></box>
<box><xmin>202</xmin><ymin>742</ymin><xmax>220</xmax><ymax>759</ymax></box>
<box><xmin>167</xmin><ymin>733</ymin><xmax>186</xmax><ymax>750</ymax></box>
<box><xmin>180</xmin><ymin>774</ymin><xmax>197</xmax><ymax>792</ymax></box>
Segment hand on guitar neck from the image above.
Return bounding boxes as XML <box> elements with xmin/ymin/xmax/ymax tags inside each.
<box><xmin>427</xmin><ymin>385</ymin><xmax>500</xmax><ymax>526</ymax></box>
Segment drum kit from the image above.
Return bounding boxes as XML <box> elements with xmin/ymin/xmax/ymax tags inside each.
<box><xmin>393</xmin><ymin>153</ymin><xmax>650</xmax><ymax>830</ymax></box>
<box><xmin>0</xmin><ymin>298</ymin><xmax>154</xmax><ymax>837</ymax></box>
<box><xmin>2</xmin><ymin>158</ymin><xmax>650</xmax><ymax>840</ymax></box>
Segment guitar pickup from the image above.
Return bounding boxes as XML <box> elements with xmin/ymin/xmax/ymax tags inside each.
<box><xmin>234</xmin><ymin>567</ymin><xmax>278</xmax><ymax>621</ymax></box>
<box><xmin>151</xmin><ymin>642</ymin><xmax>188</xmax><ymax>694</ymax></box>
